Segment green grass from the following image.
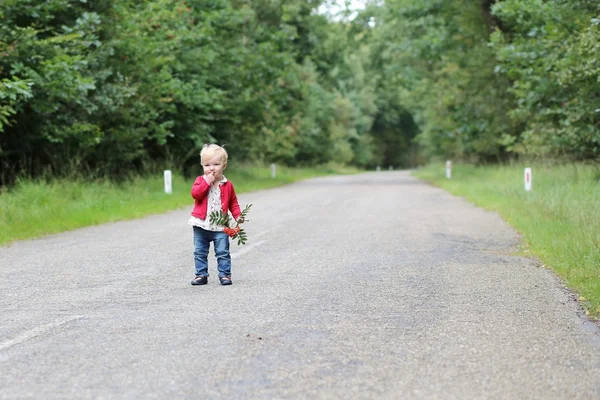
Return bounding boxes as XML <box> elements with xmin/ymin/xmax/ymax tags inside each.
<box><xmin>0</xmin><ymin>163</ymin><xmax>358</xmax><ymax>246</ymax></box>
<box><xmin>414</xmin><ymin>162</ymin><xmax>600</xmax><ymax>319</ymax></box>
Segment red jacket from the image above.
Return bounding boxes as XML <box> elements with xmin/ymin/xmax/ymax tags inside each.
<box><xmin>190</xmin><ymin>176</ymin><xmax>241</xmax><ymax>220</ymax></box>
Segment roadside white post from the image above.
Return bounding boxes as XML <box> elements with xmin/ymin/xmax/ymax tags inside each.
<box><xmin>445</xmin><ymin>160</ymin><xmax>452</xmax><ymax>179</ymax></box>
<box><xmin>270</xmin><ymin>163</ymin><xmax>276</xmax><ymax>178</ymax></box>
<box><xmin>389</xmin><ymin>165</ymin><xmax>393</xmax><ymax>170</ymax></box>
<box><xmin>524</xmin><ymin>167</ymin><xmax>532</xmax><ymax>191</ymax></box>
<box><xmin>376</xmin><ymin>165</ymin><xmax>381</xmax><ymax>172</ymax></box>
<box><xmin>164</xmin><ymin>170</ymin><xmax>172</xmax><ymax>194</ymax></box>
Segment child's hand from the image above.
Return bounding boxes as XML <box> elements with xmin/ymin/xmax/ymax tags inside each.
<box><xmin>236</xmin><ymin>217</ymin><xmax>245</xmax><ymax>224</ymax></box>
<box><xmin>204</xmin><ymin>172</ymin><xmax>216</xmax><ymax>185</ymax></box>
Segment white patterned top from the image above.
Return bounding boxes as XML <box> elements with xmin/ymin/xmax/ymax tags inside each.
<box><xmin>188</xmin><ymin>176</ymin><xmax>228</xmax><ymax>232</ymax></box>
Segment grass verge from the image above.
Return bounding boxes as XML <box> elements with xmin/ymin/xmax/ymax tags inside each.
<box><xmin>414</xmin><ymin>162</ymin><xmax>600</xmax><ymax>320</ymax></box>
<box><xmin>0</xmin><ymin>164</ymin><xmax>358</xmax><ymax>246</ymax></box>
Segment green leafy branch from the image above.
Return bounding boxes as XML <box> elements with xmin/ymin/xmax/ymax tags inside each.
<box><xmin>209</xmin><ymin>204</ymin><xmax>252</xmax><ymax>245</ymax></box>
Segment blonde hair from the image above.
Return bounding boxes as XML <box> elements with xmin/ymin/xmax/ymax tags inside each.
<box><xmin>200</xmin><ymin>144</ymin><xmax>228</xmax><ymax>164</ymax></box>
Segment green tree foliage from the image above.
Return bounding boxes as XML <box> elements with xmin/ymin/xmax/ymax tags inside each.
<box><xmin>490</xmin><ymin>0</ymin><xmax>600</xmax><ymax>159</ymax></box>
<box><xmin>364</xmin><ymin>0</ymin><xmax>600</xmax><ymax>163</ymax></box>
<box><xmin>366</xmin><ymin>0</ymin><xmax>514</xmax><ymax>162</ymax></box>
<box><xmin>2</xmin><ymin>0</ymin><xmax>599</xmax><ymax>186</ymax></box>
<box><xmin>1</xmin><ymin>1</ymin><xmax>113</xmax><ymax>178</ymax></box>
<box><xmin>0</xmin><ymin>0</ymin><xmax>385</xmax><ymax>184</ymax></box>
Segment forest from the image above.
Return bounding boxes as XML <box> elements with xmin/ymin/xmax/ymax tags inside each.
<box><xmin>1</xmin><ymin>0</ymin><xmax>599</xmax><ymax>186</ymax></box>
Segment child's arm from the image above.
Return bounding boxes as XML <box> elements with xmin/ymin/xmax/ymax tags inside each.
<box><xmin>228</xmin><ymin>184</ymin><xmax>242</xmax><ymax>220</ymax></box>
<box><xmin>190</xmin><ymin>176</ymin><xmax>211</xmax><ymax>200</ymax></box>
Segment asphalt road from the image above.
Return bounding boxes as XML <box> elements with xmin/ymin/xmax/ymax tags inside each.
<box><xmin>1</xmin><ymin>171</ymin><xmax>599</xmax><ymax>399</ymax></box>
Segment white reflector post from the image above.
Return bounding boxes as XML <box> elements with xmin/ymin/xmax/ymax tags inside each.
<box><xmin>446</xmin><ymin>160</ymin><xmax>452</xmax><ymax>179</ymax></box>
<box><xmin>164</xmin><ymin>170</ymin><xmax>172</xmax><ymax>194</ymax></box>
<box><xmin>270</xmin><ymin>163</ymin><xmax>276</xmax><ymax>178</ymax></box>
<box><xmin>524</xmin><ymin>167</ymin><xmax>532</xmax><ymax>192</ymax></box>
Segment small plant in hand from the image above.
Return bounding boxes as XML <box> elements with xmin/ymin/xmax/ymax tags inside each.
<box><xmin>209</xmin><ymin>204</ymin><xmax>252</xmax><ymax>245</ymax></box>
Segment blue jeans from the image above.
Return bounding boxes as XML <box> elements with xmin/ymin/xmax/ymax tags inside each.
<box><xmin>193</xmin><ymin>226</ymin><xmax>231</xmax><ymax>278</ymax></box>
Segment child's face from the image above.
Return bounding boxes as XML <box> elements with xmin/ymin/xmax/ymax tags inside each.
<box><xmin>202</xmin><ymin>155</ymin><xmax>227</xmax><ymax>180</ymax></box>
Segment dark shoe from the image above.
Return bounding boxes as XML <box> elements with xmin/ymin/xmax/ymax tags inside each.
<box><xmin>191</xmin><ymin>275</ymin><xmax>208</xmax><ymax>285</ymax></box>
<box><xmin>219</xmin><ymin>275</ymin><xmax>232</xmax><ymax>286</ymax></box>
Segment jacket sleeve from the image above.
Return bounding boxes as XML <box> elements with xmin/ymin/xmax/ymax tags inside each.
<box><xmin>190</xmin><ymin>176</ymin><xmax>210</xmax><ymax>200</ymax></box>
<box><xmin>228</xmin><ymin>183</ymin><xmax>242</xmax><ymax>219</ymax></box>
